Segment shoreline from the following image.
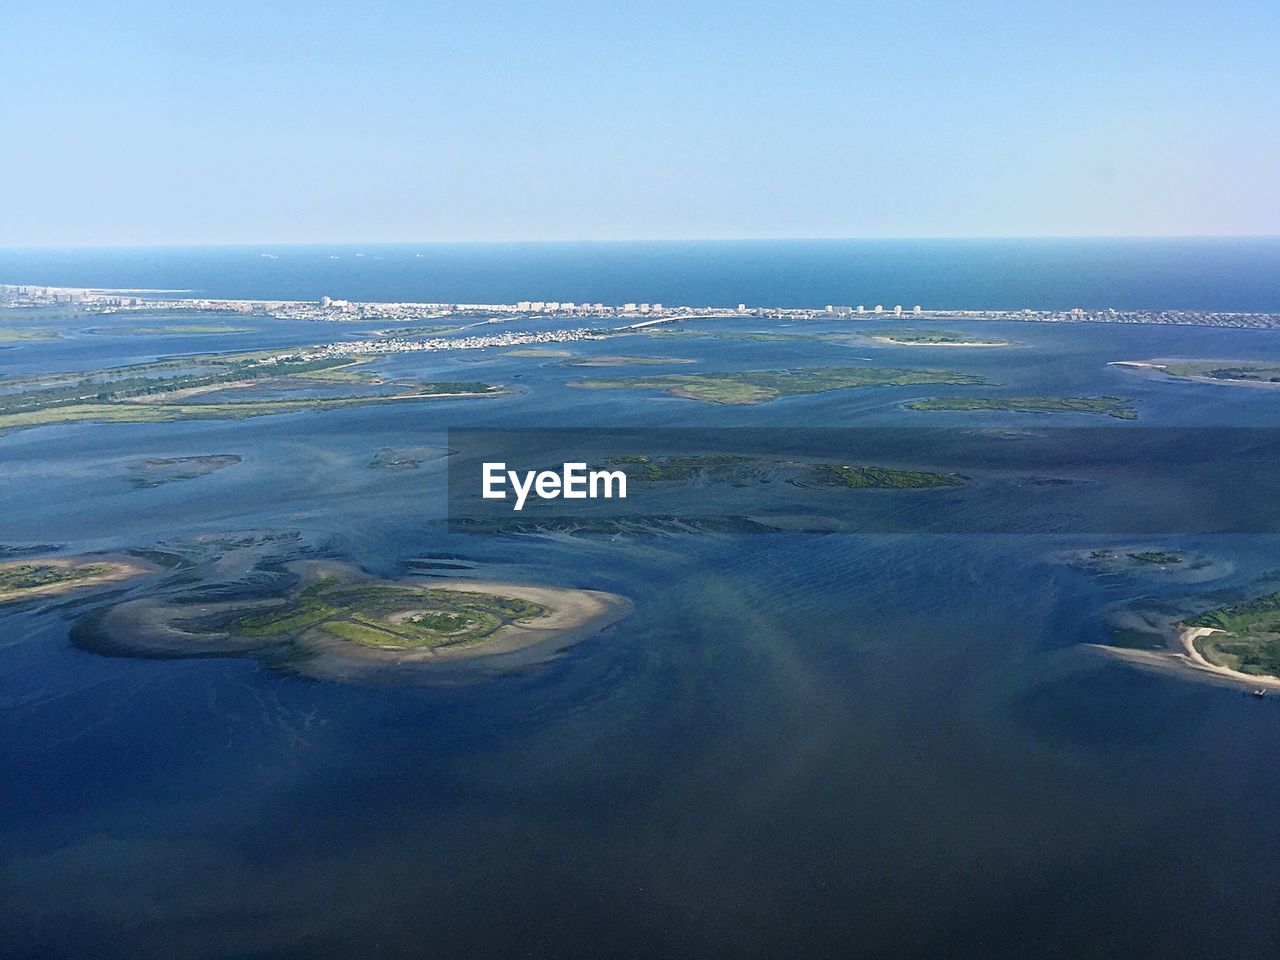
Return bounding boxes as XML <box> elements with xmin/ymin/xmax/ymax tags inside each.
<box><xmin>866</xmin><ymin>335</ymin><xmax>1012</xmax><ymax>347</ymax></box>
<box><xmin>74</xmin><ymin>565</ymin><xmax>633</xmax><ymax>680</ymax></box>
<box><xmin>1110</xmin><ymin>358</ymin><xmax>1280</xmax><ymax>389</ymax></box>
<box><xmin>1097</xmin><ymin>623</ymin><xmax>1280</xmax><ymax>691</ymax></box>
<box><xmin>0</xmin><ymin>556</ymin><xmax>156</xmax><ymax>604</ymax></box>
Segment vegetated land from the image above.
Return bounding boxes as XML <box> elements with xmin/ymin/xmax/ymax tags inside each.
<box><xmin>503</xmin><ymin>348</ymin><xmax>573</xmax><ymax>358</ymax></box>
<box><xmin>603</xmin><ymin>455</ymin><xmax>964</xmax><ymax>489</ymax></box>
<box><xmin>634</xmin><ymin>328</ymin><xmax>841</xmax><ymax>343</ymax></box>
<box><xmin>0</xmin><ymin>558</ymin><xmax>144</xmax><ymax>603</ymax></box>
<box><xmin>813</xmin><ymin>464</ymin><xmax>965</xmax><ymax>488</ymax></box>
<box><xmin>1185</xmin><ymin>590</ymin><xmax>1280</xmax><ymax>677</ymax></box>
<box><xmin>570</xmin><ymin>367</ymin><xmax>986</xmax><ymax>404</ymax></box>
<box><xmin>0</xmin><ymin>562</ymin><xmax>110</xmax><ymax>593</ymax></box>
<box><xmin>0</xmin><ymin>327</ymin><xmax>60</xmax><ymax>342</ymax></box>
<box><xmin>376</xmin><ymin>325</ymin><xmax>467</xmax><ymax>338</ymax></box>
<box><xmin>0</xmin><ymin>351</ymin><xmax>500</xmax><ymax>431</ymax></box>
<box><xmin>124</xmin><ymin>455</ymin><xmax>241</xmax><ymax>488</ymax></box>
<box><xmin>1161</xmin><ymin>361</ymin><xmax>1280</xmax><ymax>384</ymax></box>
<box><xmin>866</xmin><ymin>329</ymin><xmax>1014</xmax><ymax>346</ymax></box>
<box><xmin>1128</xmin><ymin>550</ymin><xmax>1184</xmax><ymax>565</ymax></box>
<box><xmin>905</xmin><ymin>396</ymin><xmax>1137</xmax><ymax>419</ymax></box>
<box><xmin>233</xmin><ymin>576</ymin><xmax>547</xmax><ymax>650</ymax></box>
<box><xmin>106</xmin><ymin>325</ymin><xmax>253</xmax><ymax>336</ymax></box>
<box><xmin>568</xmin><ymin>356</ymin><xmax>696</xmax><ymax>366</ymax></box>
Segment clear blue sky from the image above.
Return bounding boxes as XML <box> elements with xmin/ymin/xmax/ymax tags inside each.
<box><xmin>3</xmin><ymin>0</ymin><xmax>1277</xmax><ymax>245</ymax></box>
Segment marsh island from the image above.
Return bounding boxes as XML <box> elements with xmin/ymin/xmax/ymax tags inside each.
<box><xmin>0</xmin><ymin>557</ymin><xmax>152</xmax><ymax>603</ymax></box>
<box><xmin>570</xmin><ymin>367</ymin><xmax>985</xmax><ymax>404</ymax></box>
<box><xmin>75</xmin><ymin>562</ymin><xmax>631</xmax><ymax>678</ymax></box>
<box><xmin>906</xmin><ymin>396</ymin><xmax>1137</xmax><ymax>419</ymax></box>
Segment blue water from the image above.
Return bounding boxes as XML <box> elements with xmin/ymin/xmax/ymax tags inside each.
<box><xmin>2</xmin><ymin>237</ymin><xmax>1279</xmax><ymax>310</ymax></box>
<box><xmin>3</xmin><ymin>253</ymin><xmax>1280</xmax><ymax>959</ymax></box>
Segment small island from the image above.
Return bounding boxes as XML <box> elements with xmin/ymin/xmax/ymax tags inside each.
<box><xmin>1182</xmin><ymin>591</ymin><xmax>1280</xmax><ymax>683</ymax></box>
<box><xmin>1111</xmin><ymin>359</ymin><xmax>1280</xmax><ymax>387</ymax></box>
<box><xmin>570</xmin><ymin>366</ymin><xmax>985</xmax><ymax>404</ymax></box>
<box><xmin>502</xmin><ymin>347</ymin><xmax>573</xmax><ymax>358</ymax></box>
<box><xmin>0</xmin><ymin>557</ymin><xmax>152</xmax><ymax>603</ymax></box>
<box><xmin>906</xmin><ymin>396</ymin><xmax>1137</xmax><ymax>419</ymax></box>
<box><xmin>567</xmin><ymin>356</ymin><xmax>696</xmax><ymax>367</ymax></box>
<box><xmin>73</xmin><ymin>562</ymin><xmax>631</xmax><ymax>678</ymax></box>
<box><xmin>124</xmin><ymin>455</ymin><xmax>241</xmax><ymax>488</ymax></box>
<box><xmin>865</xmin><ymin>329</ymin><xmax>1014</xmax><ymax>347</ymax></box>
<box><xmin>601</xmin><ymin>454</ymin><xmax>964</xmax><ymax>489</ymax></box>
<box><xmin>94</xmin><ymin>324</ymin><xmax>253</xmax><ymax>337</ymax></box>
<box><xmin>0</xmin><ymin>327</ymin><xmax>61</xmax><ymax>343</ymax></box>
<box><xmin>0</xmin><ymin>352</ymin><xmax>503</xmax><ymax>433</ymax></box>
<box><xmin>368</xmin><ymin>446</ymin><xmax>452</xmax><ymax>470</ymax></box>
<box><xmin>1097</xmin><ymin>586</ymin><xmax>1280</xmax><ymax>689</ymax></box>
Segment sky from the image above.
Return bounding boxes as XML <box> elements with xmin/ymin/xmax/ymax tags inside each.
<box><xmin>2</xmin><ymin>0</ymin><xmax>1278</xmax><ymax>245</ymax></box>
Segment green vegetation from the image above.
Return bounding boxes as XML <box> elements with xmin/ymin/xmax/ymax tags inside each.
<box><xmin>376</xmin><ymin>324</ymin><xmax>467</xmax><ymax>337</ymax></box>
<box><xmin>906</xmin><ymin>396</ymin><xmax>1137</xmax><ymax>419</ymax></box>
<box><xmin>1186</xmin><ymin>591</ymin><xmax>1280</xmax><ymax>677</ymax></box>
<box><xmin>0</xmin><ymin>350</ymin><xmax>500</xmax><ymax>432</ymax></box>
<box><xmin>109</xmin><ymin>325</ymin><xmax>253</xmax><ymax>336</ymax></box>
<box><xmin>230</xmin><ymin>577</ymin><xmax>548</xmax><ymax>650</ymax></box>
<box><xmin>633</xmin><ymin>328</ymin><xmax>854</xmax><ymax>344</ymax></box>
<box><xmin>600</xmin><ymin>454</ymin><xmax>964</xmax><ymax>490</ymax></box>
<box><xmin>568</xmin><ymin>356</ymin><xmax>696</xmax><ymax>366</ymax></box>
<box><xmin>571</xmin><ymin>367</ymin><xmax>986</xmax><ymax>404</ymax></box>
<box><xmin>0</xmin><ymin>562</ymin><xmax>110</xmax><ymax>593</ymax></box>
<box><xmin>868</xmin><ymin>329</ymin><xmax>1013</xmax><ymax>346</ymax></box>
<box><xmin>1161</xmin><ymin>361</ymin><xmax>1280</xmax><ymax>384</ymax></box>
<box><xmin>0</xmin><ymin>327</ymin><xmax>60</xmax><ymax>342</ymax></box>
<box><xmin>1128</xmin><ymin>550</ymin><xmax>1184</xmax><ymax>565</ymax></box>
<box><xmin>813</xmin><ymin>464</ymin><xmax>965</xmax><ymax>489</ymax></box>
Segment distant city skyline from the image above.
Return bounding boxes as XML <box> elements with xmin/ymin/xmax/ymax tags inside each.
<box><xmin>3</xmin><ymin>0</ymin><xmax>1278</xmax><ymax>246</ymax></box>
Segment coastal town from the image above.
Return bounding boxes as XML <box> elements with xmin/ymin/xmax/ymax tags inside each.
<box><xmin>3</xmin><ymin>281</ymin><xmax>1279</xmax><ymax>330</ymax></box>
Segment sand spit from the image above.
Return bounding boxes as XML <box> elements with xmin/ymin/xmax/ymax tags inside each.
<box><xmin>1095</xmin><ymin>624</ymin><xmax>1280</xmax><ymax>692</ymax></box>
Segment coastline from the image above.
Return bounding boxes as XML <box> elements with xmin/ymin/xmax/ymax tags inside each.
<box><xmin>1110</xmin><ymin>359</ymin><xmax>1280</xmax><ymax>389</ymax></box>
<box><xmin>1097</xmin><ymin>623</ymin><xmax>1280</xmax><ymax>691</ymax></box>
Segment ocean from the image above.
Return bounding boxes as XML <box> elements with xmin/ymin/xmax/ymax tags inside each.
<box><xmin>1</xmin><ymin>237</ymin><xmax>1279</xmax><ymax>311</ymax></box>
<box><xmin>2</xmin><ymin>242</ymin><xmax>1280</xmax><ymax>959</ymax></box>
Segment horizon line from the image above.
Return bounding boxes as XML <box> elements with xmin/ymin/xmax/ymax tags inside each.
<box><xmin>2</xmin><ymin>234</ymin><xmax>1279</xmax><ymax>252</ymax></box>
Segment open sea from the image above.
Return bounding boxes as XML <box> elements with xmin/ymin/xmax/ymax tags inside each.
<box><xmin>2</xmin><ymin>240</ymin><xmax>1280</xmax><ymax>959</ymax></box>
